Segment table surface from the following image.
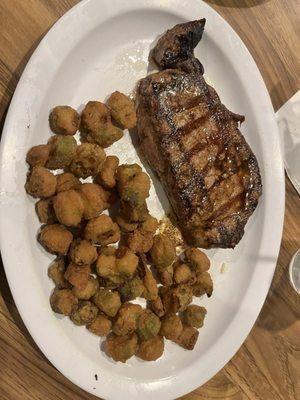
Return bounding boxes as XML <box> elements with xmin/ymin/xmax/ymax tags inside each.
<box><xmin>0</xmin><ymin>1</ymin><xmax>299</xmax><ymax>399</ymax></box>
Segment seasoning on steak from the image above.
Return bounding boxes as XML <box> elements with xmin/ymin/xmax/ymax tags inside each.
<box><xmin>136</xmin><ymin>20</ymin><xmax>262</xmax><ymax>248</ymax></box>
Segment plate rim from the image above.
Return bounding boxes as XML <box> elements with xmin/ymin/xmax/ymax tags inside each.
<box><xmin>0</xmin><ymin>0</ymin><xmax>285</xmax><ymax>399</ymax></box>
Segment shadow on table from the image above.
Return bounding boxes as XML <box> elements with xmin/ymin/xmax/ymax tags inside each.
<box><xmin>204</xmin><ymin>0</ymin><xmax>270</xmax><ymax>7</ymax></box>
<box><xmin>256</xmin><ymin>239</ymin><xmax>300</xmax><ymax>332</ymax></box>
<box><xmin>0</xmin><ymin>34</ymin><xmax>51</xmax><ymax>356</ymax></box>
<box><xmin>0</xmin><ymin>252</ymin><xmax>49</xmax><ymax>363</ymax></box>
<box><xmin>0</xmin><ymin>35</ymin><xmax>46</xmax><ymax>141</ymax></box>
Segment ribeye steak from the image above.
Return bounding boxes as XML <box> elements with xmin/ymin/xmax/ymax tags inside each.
<box><xmin>136</xmin><ymin>20</ymin><xmax>262</xmax><ymax>248</ymax></box>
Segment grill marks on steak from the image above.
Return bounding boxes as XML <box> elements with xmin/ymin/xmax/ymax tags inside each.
<box><xmin>136</xmin><ymin>21</ymin><xmax>262</xmax><ymax>248</ymax></box>
<box><xmin>137</xmin><ymin>70</ymin><xmax>262</xmax><ymax>248</ymax></box>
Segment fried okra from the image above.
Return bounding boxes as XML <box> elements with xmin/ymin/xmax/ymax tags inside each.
<box><xmin>181</xmin><ymin>305</ymin><xmax>207</xmax><ymax>329</ymax></box>
<box><xmin>192</xmin><ymin>272</ymin><xmax>213</xmax><ymax>297</ymax></box>
<box><xmin>175</xmin><ymin>326</ymin><xmax>199</xmax><ymax>350</ymax></box>
<box><xmin>86</xmin><ymin>313</ymin><xmax>112</xmax><ymax>336</ymax></box>
<box><xmin>120</xmin><ymin>200</ymin><xmax>149</xmax><ymax>223</ymax></box>
<box><xmin>39</xmin><ymin>224</ymin><xmax>73</xmax><ymax>255</ymax></box>
<box><xmin>173</xmin><ymin>263</ymin><xmax>193</xmax><ymax>285</ymax></box>
<box><xmin>148</xmin><ymin>295</ymin><xmax>165</xmax><ymax>318</ymax></box>
<box><xmin>141</xmin><ymin>215</ymin><xmax>158</xmax><ymax>234</ymax></box>
<box><xmin>69</xmin><ymin>143</ymin><xmax>106</xmax><ymax>178</ymax></box>
<box><xmin>136</xmin><ymin>336</ymin><xmax>164</xmax><ymax>361</ymax></box>
<box><xmin>35</xmin><ymin>198</ymin><xmax>57</xmax><ymax>224</ymax></box>
<box><xmin>185</xmin><ymin>248</ymin><xmax>210</xmax><ymax>274</ymax></box>
<box><xmin>107</xmin><ymin>91</ymin><xmax>137</xmax><ymax>129</ymax></box>
<box><xmin>64</xmin><ymin>262</ymin><xmax>91</xmax><ymax>290</ymax></box>
<box><xmin>119</xmin><ymin>276</ymin><xmax>144</xmax><ymax>302</ymax></box>
<box><xmin>113</xmin><ymin>303</ymin><xmax>142</xmax><ymax>336</ymax></box>
<box><xmin>50</xmin><ymin>289</ymin><xmax>78</xmax><ymax>316</ymax></box>
<box><xmin>72</xmin><ymin>276</ymin><xmax>99</xmax><ymax>300</ymax></box>
<box><xmin>80</xmin><ymin>101</ymin><xmax>123</xmax><ymax>148</ymax></box>
<box><xmin>118</xmin><ymin>206</ymin><xmax>155</xmax><ymax>236</ymax></box>
<box><xmin>96</xmin><ymin>251</ymin><xmax>122</xmax><ymax>287</ymax></box>
<box><xmin>137</xmin><ymin>309</ymin><xmax>161</xmax><ymax>341</ymax></box>
<box><xmin>160</xmin><ymin>313</ymin><xmax>183</xmax><ymax>341</ymax></box>
<box><xmin>95</xmin><ymin>155</ymin><xmax>119</xmax><ymax>189</ymax></box>
<box><xmin>24</xmin><ymin>98</ymin><xmax>217</xmax><ymax>364</ymax></box>
<box><xmin>105</xmin><ymin>332</ymin><xmax>138</xmax><ymax>363</ymax></box>
<box><xmin>53</xmin><ymin>190</ymin><xmax>85</xmax><ymax>227</ymax></box>
<box><xmin>157</xmin><ymin>265</ymin><xmax>173</xmax><ymax>286</ymax></box>
<box><xmin>116</xmin><ymin>164</ymin><xmax>144</xmax><ymax>189</ymax></box>
<box><xmin>46</xmin><ymin>135</ymin><xmax>77</xmax><ymax>169</ymax></box>
<box><xmin>93</xmin><ymin>289</ymin><xmax>121</xmax><ymax>317</ymax></box>
<box><xmin>125</xmin><ymin>229</ymin><xmax>154</xmax><ymax>253</ymax></box>
<box><xmin>159</xmin><ymin>287</ymin><xmax>171</xmax><ymax>313</ymax></box>
<box><xmin>117</xmin><ymin>164</ymin><xmax>150</xmax><ymax>208</ymax></box>
<box><xmin>49</xmin><ymin>105</ymin><xmax>80</xmax><ymax>136</ymax></box>
<box><xmin>161</xmin><ymin>285</ymin><xmax>193</xmax><ymax>314</ymax></box>
<box><xmin>69</xmin><ymin>239</ymin><xmax>97</xmax><ymax>265</ymax></box>
<box><xmin>70</xmin><ymin>301</ymin><xmax>98</xmax><ymax>326</ymax></box>
<box><xmin>115</xmin><ymin>247</ymin><xmax>138</xmax><ymax>278</ymax></box>
<box><xmin>25</xmin><ymin>166</ymin><xmax>57</xmax><ymax>198</ymax></box>
<box><xmin>26</xmin><ymin>144</ymin><xmax>51</xmax><ymax>167</ymax></box>
<box><xmin>142</xmin><ymin>267</ymin><xmax>158</xmax><ymax>301</ymax></box>
<box><xmin>99</xmin><ymin>245</ymin><xmax>117</xmax><ymax>256</ymax></box>
<box><xmin>48</xmin><ymin>258</ymin><xmax>70</xmax><ymax>289</ymax></box>
<box><xmin>171</xmin><ymin>284</ymin><xmax>193</xmax><ymax>312</ymax></box>
<box><xmin>116</xmin><ymin>215</ymin><xmax>138</xmax><ymax>233</ymax></box>
<box><xmin>79</xmin><ymin>183</ymin><xmax>109</xmax><ymax>219</ymax></box>
<box><xmin>84</xmin><ymin>214</ymin><xmax>120</xmax><ymax>245</ymax></box>
<box><xmin>56</xmin><ymin>172</ymin><xmax>81</xmax><ymax>192</ymax></box>
<box><xmin>150</xmin><ymin>235</ymin><xmax>176</xmax><ymax>268</ymax></box>
<box><xmin>101</xmin><ymin>277</ymin><xmax>124</xmax><ymax>290</ymax></box>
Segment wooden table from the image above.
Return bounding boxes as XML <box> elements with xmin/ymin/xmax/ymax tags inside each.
<box><xmin>0</xmin><ymin>1</ymin><xmax>299</xmax><ymax>399</ymax></box>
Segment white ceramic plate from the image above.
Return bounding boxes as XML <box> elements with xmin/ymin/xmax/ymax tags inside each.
<box><xmin>0</xmin><ymin>1</ymin><xmax>285</xmax><ymax>399</ymax></box>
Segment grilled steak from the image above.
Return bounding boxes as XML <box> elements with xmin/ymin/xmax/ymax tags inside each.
<box><xmin>136</xmin><ymin>20</ymin><xmax>262</xmax><ymax>248</ymax></box>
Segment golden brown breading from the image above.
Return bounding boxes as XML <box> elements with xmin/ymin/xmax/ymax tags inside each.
<box><xmin>25</xmin><ymin>166</ymin><xmax>57</xmax><ymax>198</ymax></box>
<box><xmin>107</xmin><ymin>91</ymin><xmax>137</xmax><ymax>129</ymax></box>
<box><xmin>39</xmin><ymin>224</ymin><xmax>73</xmax><ymax>255</ymax></box>
<box><xmin>49</xmin><ymin>105</ymin><xmax>80</xmax><ymax>136</ymax></box>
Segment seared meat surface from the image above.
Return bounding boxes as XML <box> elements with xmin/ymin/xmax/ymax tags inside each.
<box><xmin>136</xmin><ymin>21</ymin><xmax>262</xmax><ymax>248</ymax></box>
<box><xmin>151</xmin><ymin>19</ymin><xmax>206</xmax><ymax>73</ymax></box>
